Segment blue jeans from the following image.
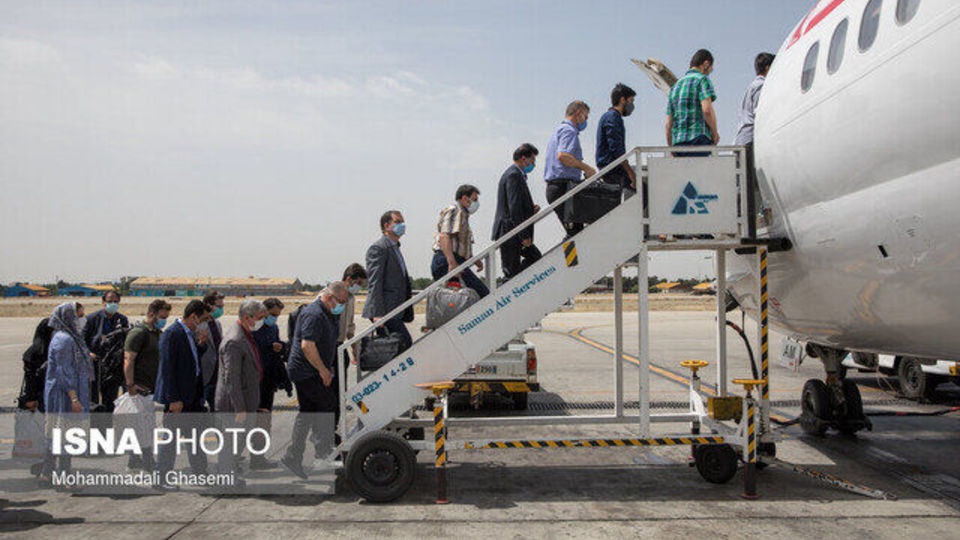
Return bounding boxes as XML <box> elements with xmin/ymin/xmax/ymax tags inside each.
<box><xmin>431</xmin><ymin>251</ymin><xmax>489</xmax><ymax>298</ymax></box>
<box><xmin>674</xmin><ymin>134</ymin><xmax>714</xmax><ymax>157</ymax></box>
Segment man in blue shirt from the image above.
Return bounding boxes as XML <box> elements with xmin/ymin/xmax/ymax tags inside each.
<box><xmin>544</xmin><ymin>100</ymin><xmax>596</xmax><ymax>237</ymax></box>
<box><xmin>282</xmin><ymin>282</ymin><xmax>350</xmax><ymax>479</ymax></box>
<box><xmin>596</xmin><ymin>83</ymin><xmax>637</xmax><ymax>191</ymax></box>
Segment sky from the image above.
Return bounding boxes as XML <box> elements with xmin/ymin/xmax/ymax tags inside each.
<box><xmin>0</xmin><ymin>0</ymin><xmax>810</xmax><ymax>284</ymax></box>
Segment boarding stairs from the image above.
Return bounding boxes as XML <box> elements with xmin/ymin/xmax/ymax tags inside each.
<box><xmin>338</xmin><ymin>145</ymin><xmax>773</xmax><ymax>447</ymax></box>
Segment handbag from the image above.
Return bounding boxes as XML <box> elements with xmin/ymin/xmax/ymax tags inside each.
<box><xmin>359</xmin><ymin>328</ymin><xmax>404</xmax><ymax>371</ymax></box>
<box><xmin>13</xmin><ymin>409</ymin><xmax>45</xmax><ymax>459</ymax></box>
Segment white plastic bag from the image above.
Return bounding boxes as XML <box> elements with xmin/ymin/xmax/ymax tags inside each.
<box><xmin>13</xmin><ymin>409</ymin><xmax>45</xmax><ymax>459</ymax></box>
<box><xmin>113</xmin><ymin>393</ymin><xmax>156</xmax><ymax>447</ymax></box>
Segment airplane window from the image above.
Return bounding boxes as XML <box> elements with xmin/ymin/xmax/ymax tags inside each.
<box><xmin>802</xmin><ymin>42</ymin><xmax>819</xmax><ymax>92</ymax></box>
<box><xmin>828</xmin><ymin>19</ymin><xmax>849</xmax><ymax>74</ymax></box>
<box><xmin>896</xmin><ymin>0</ymin><xmax>920</xmax><ymax>24</ymax></box>
<box><xmin>859</xmin><ymin>0</ymin><xmax>883</xmax><ymax>52</ymax></box>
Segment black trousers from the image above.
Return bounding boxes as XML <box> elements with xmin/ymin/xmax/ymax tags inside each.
<box><xmin>156</xmin><ymin>401</ymin><xmax>208</xmax><ymax>482</ymax></box>
<box><xmin>545</xmin><ymin>180</ymin><xmax>584</xmax><ymax>237</ymax></box>
<box><xmin>500</xmin><ymin>240</ymin><xmax>542</xmax><ymax>280</ymax></box>
<box><xmin>285</xmin><ymin>376</ymin><xmax>337</xmax><ymax>462</ymax></box>
<box><xmin>745</xmin><ymin>142</ymin><xmax>759</xmax><ymax>238</ymax></box>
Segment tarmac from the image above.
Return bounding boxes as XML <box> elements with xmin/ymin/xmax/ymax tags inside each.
<box><xmin>1</xmin><ymin>311</ymin><xmax>959</xmax><ymax>538</ymax></box>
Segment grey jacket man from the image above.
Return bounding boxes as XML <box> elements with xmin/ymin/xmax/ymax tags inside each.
<box><xmin>362</xmin><ymin>235</ymin><xmax>413</xmax><ymax>321</ymax></box>
<box><xmin>214</xmin><ymin>321</ymin><xmax>261</xmax><ymax>413</ymax></box>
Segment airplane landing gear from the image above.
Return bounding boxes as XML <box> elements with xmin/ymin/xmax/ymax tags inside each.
<box><xmin>800</xmin><ymin>345</ymin><xmax>872</xmax><ymax>436</ymax></box>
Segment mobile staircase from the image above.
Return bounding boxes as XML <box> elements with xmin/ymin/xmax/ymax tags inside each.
<box><xmin>337</xmin><ymin>145</ymin><xmax>788</xmax><ymax>502</ymax></box>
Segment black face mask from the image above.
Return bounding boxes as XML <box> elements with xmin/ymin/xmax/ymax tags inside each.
<box><xmin>623</xmin><ymin>102</ymin><xmax>635</xmax><ymax>117</ymax></box>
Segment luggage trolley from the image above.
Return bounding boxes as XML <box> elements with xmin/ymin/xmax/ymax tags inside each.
<box><xmin>334</xmin><ymin>145</ymin><xmax>786</xmax><ymax>503</ymax></box>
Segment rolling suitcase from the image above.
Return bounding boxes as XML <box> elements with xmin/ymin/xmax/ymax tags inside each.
<box><xmin>563</xmin><ymin>180</ymin><xmax>622</xmax><ymax>225</ymax></box>
<box><xmin>425</xmin><ymin>280</ymin><xmax>480</xmax><ymax>330</ymax></box>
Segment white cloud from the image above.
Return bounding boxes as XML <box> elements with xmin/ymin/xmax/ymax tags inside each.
<box><xmin>0</xmin><ymin>37</ymin><xmax>517</xmax><ymax>282</ymax></box>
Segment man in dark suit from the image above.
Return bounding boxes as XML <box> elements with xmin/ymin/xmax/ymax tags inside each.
<box><xmin>493</xmin><ymin>143</ymin><xmax>543</xmax><ymax>280</ymax></box>
<box><xmin>362</xmin><ymin>210</ymin><xmax>414</xmax><ymax>352</ymax></box>
<box><xmin>154</xmin><ymin>299</ymin><xmax>211</xmax><ymax>489</ymax></box>
<box><xmin>82</xmin><ymin>290</ymin><xmax>129</xmax><ymax>411</ymax></box>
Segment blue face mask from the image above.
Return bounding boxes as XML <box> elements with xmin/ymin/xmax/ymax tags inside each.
<box><xmin>212</xmin><ymin>307</ymin><xmax>224</xmax><ymax>319</ymax></box>
<box><xmin>155</xmin><ymin>318</ymin><xmax>167</xmax><ymax>330</ymax></box>
<box><xmin>264</xmin><ymin>315</ymin><xmax>278</xmax><ymax>327</ymax></box>
<box><xmin>392</xmin><ymin>222</ymin><xmax>406</xmax><ymax>237</ymax></box>
<box><xmin>576</xmin><ymin>120</ymin><xmax>588</xmax><ymax>132</ymax></box>
<box><xmin>105</xmin><ymin>302</ymin><xmax>120</xmax><ymax>315</ymax></box>
<box><xmin>522</xmin><ymin>162</ymin><xmax>535</xmax><ymax>174</ymax></box>
<box><xmin>332</xmin><ymin>302</ymin><xmax>346</xmax><ymax>316</ymax></box>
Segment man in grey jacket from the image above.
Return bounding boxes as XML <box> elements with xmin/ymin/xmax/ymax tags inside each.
<box><xmin>215</xmin><ymin>299</ymin><xmax>266</xmax><ymax>479</ymax></box>
<box><xmin>362</xmin><ymin>210</ymin><xmax>414</xmax><ymax>352</ymax></box>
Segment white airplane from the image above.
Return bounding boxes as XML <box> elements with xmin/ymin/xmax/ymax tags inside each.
<box><xmin>639</xmin><ymin>0</ymin><xmax>960</xmax><ymax>435</ymax></box>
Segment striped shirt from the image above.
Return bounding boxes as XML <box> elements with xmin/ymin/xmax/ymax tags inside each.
<box><xmin>432</xmin><ymin>203</ymin><xmax>473</xmax><ymax>259</ymax></box>
<box><xmin>667</xmin><ymin>69</ymin><xmax>717</xmax><ymax>145</ymax></box>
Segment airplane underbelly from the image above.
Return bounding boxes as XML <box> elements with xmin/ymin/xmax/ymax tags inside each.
<box><xmin>729</xmin><ymin>157</ymin><xmax>960</xmax><ymax>360</ymax></box>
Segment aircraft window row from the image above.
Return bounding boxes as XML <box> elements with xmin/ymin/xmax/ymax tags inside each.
<box><xmin>801</xmin><ymin>0</ymin><xmax>921</xmax><ymax>92</ymax></box>
<box><xmin>859</xmin><ymin>0</ymin><xmax>883</xmax><ymax>52</ymax></box>
<box><xmin>896</xmin><ymin>0</ymin><xmax>920</xmax><ymax>25</ymax></box>
<box><xmin>801</xmin><ymin>41</ymin><xmax>819</xmax><ymax>92</ymax></box>
<box><xmin>827</xmin><ymin>18</ymin><xmax>849</xmax><ymax>75</ymax></box>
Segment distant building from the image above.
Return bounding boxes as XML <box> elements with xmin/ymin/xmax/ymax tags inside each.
<box><xmin>59</xmin><ymin>284</ymin><xmax>117</xmax><ymax>297</ymax></box>
<box><xmin>129</xmin><ymin>277</ymin><xmax>303</xmax><ymax>297</ymax></box>
<box><xmin>653</xmin><ymin>281</ymin><xmax>691</xmax><ymax>294</ymax></box>
<box><xmin>692</xmin><ymin>282</ymin><xmax>716</xmax><ymax>295</ymax></box>
<box><xmin>3</xmin><ymin>284</ymin><xmax>51</xmax><ymax>297</ymax></box>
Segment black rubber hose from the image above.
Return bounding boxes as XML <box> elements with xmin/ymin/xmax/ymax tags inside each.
<box><xmin>726</xmin><ymin>320</ymin><xmax>759</xmax><ymax>380</ymax></box>
<box><xmin>770</xmin><ymin>406</ymin><xmax>959</xmax><ymax>428</ymax></box>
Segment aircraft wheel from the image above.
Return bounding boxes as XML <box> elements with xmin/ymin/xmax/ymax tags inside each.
<box><xmin>837</xmin><ymin>379</ymin><xmax>865</xmax><ymax>435</ymax></box>
<box><xmin>800</xmin><ymin>379</ymin><xmax>831</xmax><ymax>436</ymax></box>
<box><xmin>694</xmin><ymin>444</ymin><xmax>738</xmax><ymax>484</ymax></box>
<box><xmin>346</xmin><ymin>431</ymin><xmax>416</xmax><ymax>503</ymax></box>
<box><xmin>898</xmin><ymin>357</ymin><xmax>938</xmax><ymax>401</ymax></box>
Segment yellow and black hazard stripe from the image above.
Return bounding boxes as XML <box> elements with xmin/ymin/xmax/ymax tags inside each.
<box><xmin>468</xmin><ymin>436</ymin><xmax>724</xmax><ymax>450</ymax></box>
<box><xmin>746</xmin><ymin>400</ymin><xmax>757</xmax><ymax>464</ymax></box>
<box><xmin>434</xmin><ymin>401</ymin><xmax>446</xmax><ymax>467</ymax></box>
<box><xmin>455</xmin><ymin>381</ymin><xmax>536</xmax><ymax>393</ymax></box>
<box><xmin>356</xmin><ymin>400</ymin><xmax>369</xmax><ymax>414</ymax></box>
<box><xmin>759</xmin><ymin>247</ymin><xmax>769</xmax><ymax>401</ymax></box>
<box><xmin>563</xmin><ymin>241</ymin><xmax>578</xmax><ymax>267</ymax></box>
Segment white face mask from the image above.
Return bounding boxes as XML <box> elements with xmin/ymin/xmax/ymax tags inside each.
<box><xmin>75</xmin><ymin>317</ymin><xmax>86</xmax><ymax>333</ymax></box>
<box><xmin>252</xmin><ymin>318</ymin><xmax>265</xmax><ymax>332</ymax></box>
<box><xmin>468</xmin><ymin>199</ymin><xmax>480</xmax><ymax>214</ymax></box>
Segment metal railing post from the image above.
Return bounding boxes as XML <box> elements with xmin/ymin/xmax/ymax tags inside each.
<box><xmin>716</xmin><ymin>249</ymin><xmax>727</xmax><ymax>397</ymax></box>
<box><xmin>614</xmin><ymin>265</ymin><xmax>624</xmax><ymax>417</ymax></box>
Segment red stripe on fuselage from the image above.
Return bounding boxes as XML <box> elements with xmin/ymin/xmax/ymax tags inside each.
<box><xmin>786</xmin><ymin>0</ymin><xmax>849</xmax><ymax>49</ymax></box>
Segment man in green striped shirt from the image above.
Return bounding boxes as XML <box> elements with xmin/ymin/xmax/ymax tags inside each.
<box><xmin>666</xmin><ymin>49</ymin><xmax>719</xmax><ymax>153</ymax></box>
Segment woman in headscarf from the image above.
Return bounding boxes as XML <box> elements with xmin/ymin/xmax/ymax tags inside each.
<box><xmin>39</xmin><ymin>302</ymin><xmax>92</xmax><ymax>484</ymax></box>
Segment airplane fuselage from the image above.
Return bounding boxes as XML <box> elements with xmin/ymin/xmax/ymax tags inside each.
<box><xmin>728</xmin><ymin>0</ymin><xmax>960</xmax><ymax>360</ymax></box>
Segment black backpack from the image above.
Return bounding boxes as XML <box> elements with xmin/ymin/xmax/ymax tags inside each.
<box><xmin>287</xmin><ymin>304</ymin><xmax>305</xmax><ymax>345</ymax></box>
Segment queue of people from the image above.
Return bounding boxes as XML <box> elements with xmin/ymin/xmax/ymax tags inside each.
<box><xmin>21</xmin><ymin>47</ymin><xmax>776</xmax><ymax>488</ymax></box>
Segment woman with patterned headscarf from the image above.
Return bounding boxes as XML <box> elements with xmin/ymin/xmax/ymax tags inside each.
<box><xmin>39</xmin><ymin>302</ymin><xmax>92</xmax><ymax>484</ymax></box>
